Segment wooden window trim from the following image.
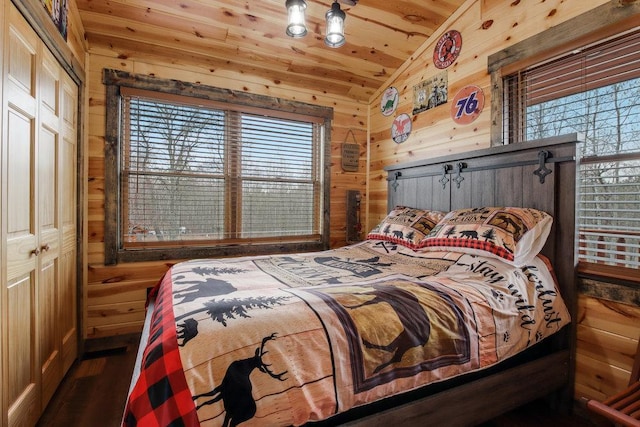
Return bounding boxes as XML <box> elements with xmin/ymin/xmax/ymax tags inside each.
<box><xmin>103</xmin><ymin>69</ymin><xmax>332</xmax><ymax>265</ymax></box>
<box><xmin>119</xmin><ymin>86</ymin><xmax>326</xmax><ymax>124</ymax></box>
<box><xmin>578</xmin><ymin>261</ymin><xmax>640</xmax><ymax>286</ymax></box>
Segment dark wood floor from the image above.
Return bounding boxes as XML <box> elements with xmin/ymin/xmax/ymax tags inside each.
<box><xmin>37</xmin><ymin>341</ymin><xmax>140</xmax><ymax>427</ymax></box>
<box><xmin>37</xmin><ymin>341</ymin><xmax>603</xmax><ymax>427</ymax></box>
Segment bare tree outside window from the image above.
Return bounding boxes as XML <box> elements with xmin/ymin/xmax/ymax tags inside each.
<box><xmin>123</xmin><ymin>98</ymin><xmax>226</xmax><ymax>243</ymax></box>
<box><xmin>517</xmin><ymin>76</ymin><xmax>640</xmax><ymax>269</ymax></box>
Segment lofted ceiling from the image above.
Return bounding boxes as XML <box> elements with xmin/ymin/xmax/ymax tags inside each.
<box><xmin>75</xmin><ymin>0</ymin><xmax>466</xmax><ymax>102</ymax></box>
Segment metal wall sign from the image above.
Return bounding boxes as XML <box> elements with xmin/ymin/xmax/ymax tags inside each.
<box><xmin>391</xmin><ymin>113</ymin><xmax>412</xmax><ymax>144</ymax></box>
<box><xmin>412</xmin><ymin>71</ymin><xmax>447</xmax><ymax>115</ymax></box>
<box><xmin>451</xmin><ymin>85</ymin><xmax>484</xmax><ymax>125</ymax></box>
<box><xmin>380</xmin><ymin>86</ymin><xmax>399</xmax><ymax>116</ymax></box>
<box><xmin>433</xmin><ymin>30</ymin><xmax>462</xmax><ymax>69</ymax></box>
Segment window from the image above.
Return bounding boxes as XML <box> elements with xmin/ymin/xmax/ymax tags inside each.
<box><xmin>502</xmin><ymin>29</ymin><xmax>640</xmax><ymax>277</ymax></box>
<box><xmin>103</xmin><ymin>70</ymin><xmax>332</xmax><ymax>264</ymax></box>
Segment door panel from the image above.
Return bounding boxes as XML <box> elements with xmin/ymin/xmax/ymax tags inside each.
<box><xmin>38</xmin><ymin>48</ymin><xmax>63</xmax><ymax>412</ymax></box>
<box><xmin>6</xmin><ymin>274</ymin><xmax>38</xmax><ymax>427</ymax></box>
<box><xmin>60</xmin><ymin>74</ymin><xmax>78</xmax><ymax>372</ymax></box>
<box><xmin>38</xmin><ymin>259</ymin><xmax>59</xmax><ymax>408</ymax></box>
<box><xmin>5</xmin><ymin>10</ymin><xmax>40</xmax><ymax>425</ymax></box>
<box><xmin>60</xmin><ymin>249</ymin><xmax>77</xmax><ymax>371</ymax></box>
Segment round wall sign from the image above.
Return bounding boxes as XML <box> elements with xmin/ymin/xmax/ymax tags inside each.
<box><xmin>391</xmin><ymin>113</ymin><xmax>412</xmax><ymax>144</ymax></box>
<box><xmin>451</xmin><ymin>85</ymin><xmax>485</xmax><ymax>125</ymax></box>
<box><xmin>433</xmin><ymin>30</ymin><xmax>462</xmax><ymax>69</ymax></box>
<box><xmin>380</xmin><ymin>86</ymin><xmax>399</xmax><ymax>116</ymax></box>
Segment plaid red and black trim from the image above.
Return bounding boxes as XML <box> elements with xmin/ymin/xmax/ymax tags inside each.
<box><xmin>422</xmin><ymin>237</ymin><xmax>515</xmax><ymax>262</ymax></box>
<box><xmin>366</xmin><ymin>233</ymin><xmax>421</xmax><ymax>250</ymax></box>
<box><xmin>122</xmin><ymin>273</ymin><xmax>200</xmax><ymax>427</ymax></box>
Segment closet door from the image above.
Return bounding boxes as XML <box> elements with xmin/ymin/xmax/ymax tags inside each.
<box><xmin>2</xmin><ymin>4</ymin><xmax>78</xmax><ymax>424</ymax></box>
<box><xmin>3</xmin><ymin>6</ymin><xmax>41</xmax><ymax>426</ymax></box>
<box><xmin>59</xmin><ymin>70</ymin><xmax>78</xmax><ymax>376</ymax></box>
<box><xmin>38</xmin><ymin>47</ymin><xmax>62</xmax><ymax>410</ymax></box>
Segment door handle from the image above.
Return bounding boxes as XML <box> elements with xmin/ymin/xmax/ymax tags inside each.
<box><xmin>41</xmin><ymin>244</ymin><xmax>50</xmax><ymax>252</ymax></box>
<box><xmin>31</xmin><ymin>247</ymin><xmax>41</xmax><ymax>256</ymax></box>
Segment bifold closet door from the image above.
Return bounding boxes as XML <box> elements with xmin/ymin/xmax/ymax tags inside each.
<box><xmin>2</xmin><ymin>4</ymin><xmax>79</xmax><ymax>425</ymax></box>
<box><xmin>37</xmin><ymin>46</ymin><xmax>63</xmax><ymax>411</ymax></box>
<box><xmin>4</xmin><ymin>5</ymin><xmax>41</xmax><ymax>426</ymax></box>
<box><xmin>59</xmin><ymin>59</ymin><xmax>78</xmax><ymax>381</ymax></box>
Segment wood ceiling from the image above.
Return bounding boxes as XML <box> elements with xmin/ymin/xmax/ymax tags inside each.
<box><xmin>75</xmin><ymin>0</ymin><xmax>466</xmax><ymax>102</ymax></box>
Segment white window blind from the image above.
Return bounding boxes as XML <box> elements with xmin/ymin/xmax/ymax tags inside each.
<box><xmin>504</xmin><ymin>28</ymin><xmax>640</xmax><ymax>269</ymax></box>
<box><xmin>121</xmin><ymin>91</ymin><xmax>323</xmax><ymax>248</ymax></box>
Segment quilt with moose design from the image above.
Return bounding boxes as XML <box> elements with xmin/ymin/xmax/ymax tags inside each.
<box><xmin>122</xmin><ymin>240</ymin><xmax>570</xmax><ymax>427</ymax></box>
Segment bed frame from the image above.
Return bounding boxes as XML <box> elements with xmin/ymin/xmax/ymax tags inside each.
<box><xmin>339</xmin><ymin>134</ymin><xmax>580</xmax><ymax>426</ymax></box>
<box><xmin>128</xmin><ymin>134</ymin><xmax>580</xmax><ymax>427</ymax></box>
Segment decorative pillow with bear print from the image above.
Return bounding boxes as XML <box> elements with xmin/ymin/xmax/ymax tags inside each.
<box><xmin>367</xmin><ymin>206</ymin><xmax>446</xmax><ymax>250</ymax></box>
<box><xmin>419</xmin><ymin>207</ymin><xmax>553</xmax><ymax>267</ymax></box>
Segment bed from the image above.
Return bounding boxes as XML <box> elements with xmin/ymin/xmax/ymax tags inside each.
<box><xmin>122</xmin><ymin>134</ymin><xmax>580</xmax><ymax>427</ymax></box>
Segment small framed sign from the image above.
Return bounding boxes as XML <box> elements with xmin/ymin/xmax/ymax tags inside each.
<box><xmin>412</xmin><ymin>71</ymin><xmax>448</xmax><ymax>115</ymax></box>
<box><xmin>341</xmin><ymin>143</ymin><xmax>360</xmax><ymax>172</ymax></box>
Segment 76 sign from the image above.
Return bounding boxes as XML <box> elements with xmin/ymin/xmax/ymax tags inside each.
<box><xmin>451</xmin><ymin>85</ymin><xmax>485</xmax><ymax>125</ymax></box>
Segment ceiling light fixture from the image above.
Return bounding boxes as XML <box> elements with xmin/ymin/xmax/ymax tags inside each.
<box><xmin>286</xmin><ymin>0</ymin><xmax>307</xmax><ymax>38</ymax></box>
<box><xmin>324</xmin><ymin>1</ymin><xmax>346</xmax><ymax>48</ymax></box>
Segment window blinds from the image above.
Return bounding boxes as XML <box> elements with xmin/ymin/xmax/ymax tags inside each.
<box><xmin>121</xmin><ymin>92</ymin><xmax>321</xmax><ymax>247</ymax></box>
<box><xmin>522</xmin><ymin>30</ymin><xmax>640</xmax><ymax>107</ymax></box>
<box><xmin>504</xmin><ymin>28</ymin><xmax>640</xmax><ymax>269</ymax></box>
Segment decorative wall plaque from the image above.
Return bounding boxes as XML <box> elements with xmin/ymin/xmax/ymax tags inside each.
<box><xmin>451</xmin><ymin>85</ymin><xmax>484</xmax><ymax>125</ymax></box>
<box><xmin>380</xmin><ymin>86</ymin><xmax>399</xmax><ymax>116</ymax></box>
<box><xmin>341</xmin><ymin>143</ymin><xmax>360</xmax><ymax>172</ymax></box>
<box><xmin>42</xmin><ymin>0</ymin><xmax>69</xmax><ymax>40</ymax></box>
<box><xmin>433</xmin><ymin>30</ymin><xmax>462</xmax><ymax>69</ymax></box>
<box><xmin>391</xmin><ymin>113</ymin><xmax>412</xmax><ymax>144</ymax></box>
<box><xmin>412</xmin><ymin>71</ymin><xmax>448</xmax><ymax>115</ymax></box>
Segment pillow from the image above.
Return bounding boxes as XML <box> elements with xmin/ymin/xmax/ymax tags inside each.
<box><xmin>420</xmin><ymin>207</ymin><xmax>553</xmax><ymax>267</ymax></box>
<box><xmin>367</xmin><ymin>206</ymin><xmax>445</xmax><ymax>249</ymax></box>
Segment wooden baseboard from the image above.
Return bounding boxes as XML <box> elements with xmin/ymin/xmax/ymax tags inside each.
<box><xmin>83</xmin><ymin>333</ymin><xmax>142</xmax><ymax>355</ymax></box>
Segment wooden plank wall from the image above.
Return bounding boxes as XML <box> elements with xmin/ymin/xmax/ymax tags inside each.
<box><xmin>364</xmin><ymin>0</ymin><xmax>639</xmax><ymax>402</ymax></box>
<box><xmin>576</xmin><ymin>296</ymin><xmax>640</xmax><ymax>400</ymax></box>
<box><xmin>65</xmin><ymin>0</ymin><xmax>88</xmax><ymax>66</ymax></box>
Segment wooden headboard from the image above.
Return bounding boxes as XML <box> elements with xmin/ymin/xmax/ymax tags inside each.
<box><xmin>334</xmin><ymin>135</ymin><xmax>581</xmax><ymax>426</ymax></box>
<box><xmin>384</xmin><ymin>133</ymin><xmax>580</xmax><ymax>371</ymax></box>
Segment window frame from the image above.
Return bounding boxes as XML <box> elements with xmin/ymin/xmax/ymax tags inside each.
<box><xmin>103</xmin><ymin>69</ymin><xmax>332</xmax><ymax>265</ymax></box>
<box><xmin>487</xmin><ymin>1</ymin><xmax>640</xmax><ymax>285</ymax></box>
